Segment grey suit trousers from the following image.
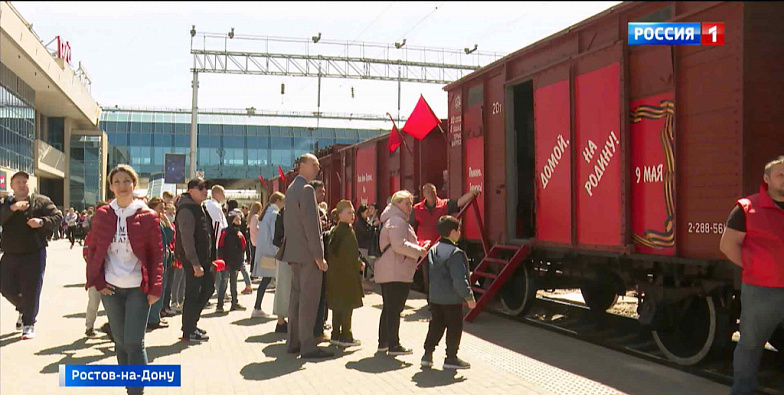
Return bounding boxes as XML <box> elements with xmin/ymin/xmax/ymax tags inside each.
<box><xmin>288</xmin><ymin>261</ymin><xmax>323</xmax><ymax>354</ymax></box>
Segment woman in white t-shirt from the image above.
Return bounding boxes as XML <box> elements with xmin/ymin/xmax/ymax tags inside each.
<box><xmin>86</xmin><ymin>165</ymin><xmax>163</xmax><ymax>395</ymax></box>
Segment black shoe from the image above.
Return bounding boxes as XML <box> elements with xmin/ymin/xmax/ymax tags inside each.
<box><xmin>101</xmin><ymin>323</ymin><xmax>114</xmax><ymax>342</ymax></box>
<box><xmin>230</xmin><ymin>303</ymin><xmax>246</xmax><ymax>311</ymax></box>
<box><xmin>287</xmin><ymin>346</ymin><xmax>300</xmax><ymax>354</ymax></box>
<box><xmin>216</xmin><ymin>305</ymin><xmax>224</xmax><ymax>313</ymax></box>
<box><xmin>161</xmin><ymin>308</ymin><xmax>176</xmax><ymax>318</ymax></box>
<box><xmin>85</xmin><ymin>328</ymin><xmax>96</xmax><ymax>337</ymax></box>
<box><xmin>387</xmin><ymin>345</ymin><xmax>413</xmax><ymax>356</ymax></box>
<box><xmin>182</xmin><ymin>331</ymin><xmax>209</xmax><ymax>342</ymax></box>
<box><xmin>301</xmin><ymin>348</ymin><xmax>334</xmax><ymax>359</ymax></box>
<box><xmin>275</xmin><ymin>323</ymin><xmax>288</xmax><ymax>333</ymax></box>
<box><xmin>421</xmin><ymin>352</ymin><xmax>433</xmax><ymax>367</ymax></box>
<box><xmin>443</xmin><ymin>357</ymin><xmax>471</xmax><ymax>369</ymax></box>
<box><xmin>147</xmin><ymin>321</ymin><xmax>169</xmax><ymax>330</ymax></box>
<box><xmin>196</xmin><ymin>327</ymin><xmax>207</xmax><ymax>335</ymax></box>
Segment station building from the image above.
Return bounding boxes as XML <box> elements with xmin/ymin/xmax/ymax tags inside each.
<box><xmin>99</xmin><ymin>108</ymin><xmax>385</xmax><ymax>184</ymax></box>
<box><xmin>0</xmin><ymin>2</ymin><xmax>105</xmax><ymax>211</ymax></box>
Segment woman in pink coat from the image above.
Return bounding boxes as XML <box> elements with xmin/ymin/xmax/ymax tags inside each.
<box><xmin>374</xmin><ymin>190</ymin><xmax>430</xmax><ymax>356</ymax></box>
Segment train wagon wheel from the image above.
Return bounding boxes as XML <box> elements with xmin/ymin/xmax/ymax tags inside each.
<box><xmin>768</xmin><ymin>326</ymin><xmax>784</xmax><ymax>352</ymax></box>
<box><xmin>580</xmin><ymin>285</ymin><xmax>620</xmax><ymax>312</ymax></box>
<box><xmin>500</xmin><ymin>260</ymin><xmax>538</xmax><ymax>317</ymax></box>
<box><xmin>652</xmin><ymin>295</ymin><xmax>718</xmax><ymax>366</ymax></box>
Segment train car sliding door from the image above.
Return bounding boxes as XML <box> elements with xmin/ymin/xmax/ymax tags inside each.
<box><xmin>355</xmin><ymin>144</ymin><xmax>377</xmax><ymax>207</ymax></box>
<box><xmin>574</xmin><ymin>44</ymin><xmax>626</xmax><ymax>249</ymax></box>
<box><xmin>532</xmin><ymin>65</ymin><xmax>571</xmax><ymax>245</ymax></box>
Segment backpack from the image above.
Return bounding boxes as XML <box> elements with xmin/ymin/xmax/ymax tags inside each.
<box><xmin>367</xmin><ymin>225</ymin><xmax>382</xmax><ymax>257</ymax></box>
<box><xmin>272</xmin><ymin>207</ymin><xmax>285</xmax><ymax>248</ymax></box>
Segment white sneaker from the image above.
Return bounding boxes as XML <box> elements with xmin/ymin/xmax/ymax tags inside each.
<box><xmin>22</xmin><ymin>325</ymin><xmax>35</xmax><ymax>340</ymax></box>
<box><xmin>339</xmin><ymin>339</ymin><xmax>362</xmax><ymax>348</ymax></box>
<box><xmin>251</xmin><ymin>309</ymin><xmax>268</xmax><ymax>318</ymax></box>
<box><xmin>15</xmin><ymin>313</ymin><xmax>23</xmax><ymax>331</ymax></box>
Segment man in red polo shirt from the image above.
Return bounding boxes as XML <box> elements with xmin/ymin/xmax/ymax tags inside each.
<box><xmin>720</xmin><ymin>156</ymin><xmax>784</xmax><ymax>395</ymax></box>
<box><xmin>410</xmin><ymin>184</ymin><xmax>480</xmax><ymax>245</ymax></box>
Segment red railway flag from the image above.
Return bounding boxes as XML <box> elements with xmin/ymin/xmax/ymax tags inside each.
<box><xmin>388</xmin><ymin>121</ymin><xmax>403</xmax><ymax>153</ymax></box>
<box><xmin>278</xmin><ymin>166</ymin><xmax>286</xmax><ymax>183</ymax></box>
<box><xmin>258</xmin><ymin>174</ymin><xmax>267</xmax><ymax>188</ymax></box>
<box><xmin>402</xmin><ymin>95</ymin><xmax>441</xmax><ymax>140</ymax></box>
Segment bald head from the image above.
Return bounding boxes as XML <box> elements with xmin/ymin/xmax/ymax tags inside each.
<box><xmin>298</xmin><ymin>153</ymin><xmax>321</xmax><ymax>181</ymax></box>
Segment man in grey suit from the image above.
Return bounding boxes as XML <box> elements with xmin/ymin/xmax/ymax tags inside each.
<box><xmin>277</xmin><ymin>153</ymin><xmax>333</xmax><ymax>359</ymax></box>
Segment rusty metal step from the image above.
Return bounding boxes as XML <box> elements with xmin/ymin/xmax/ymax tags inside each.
<box><xmin>483</xmin><ymin>258</ymin><xmax>509</xmax><ymax>265</ymax></box>
<box><xmin>472</xmin><ymin>271</ymin><xmax>498</xmax><ymax>280</ymax></box>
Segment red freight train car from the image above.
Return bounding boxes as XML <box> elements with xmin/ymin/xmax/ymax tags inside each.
<box><xmin>317</xmin><ymin>122</ymin><xmax>448</xmax><ymax>211</ymax></box>
<box><xmin>444</xmin><ymin>1</ymin><xmax>784</xmax><ymax>365</ymax></box>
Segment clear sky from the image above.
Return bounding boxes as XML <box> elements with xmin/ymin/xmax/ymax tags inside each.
<box><xmin>13</xmin><ymin>1</ymin><xmax>620</xmax><ymax>129</ymax></box>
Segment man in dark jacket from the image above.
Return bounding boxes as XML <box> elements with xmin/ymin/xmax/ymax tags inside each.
<box><xmin>0</xmin><ymin>171</ymin><xmax>63</xmax><ymax>340</ymax></box>
<box><xmin>175</xmin><ymin>178</ymin><xmax>213</xmax><ymax>342</ymax></box>
<box><xmin>421</xmin><ymin>215</ymin><xmax>476</xmax><ymax>370</ymax></box>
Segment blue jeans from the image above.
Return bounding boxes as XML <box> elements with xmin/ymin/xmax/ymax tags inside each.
<box><xmin>101</xmin><ymin>286</ymin><xmax>151</xmax><ymax>366</ymax></box>
<box><xmin>216</xmin><ymin>270</ymin><xmax>239</xmax><ymax>307</ymax></box>
<box><xmin>240</xmin><ymin>265</ymin><xmax>251</xmax><ymax>288</ymax></box>
<box><xmin>148</xmin><ymin>264</ymin><xmax>168</xmax><ymax>324</ymax></box>
<box><xmin>732</xmin><ymin>283</ymin><xmax>784</xmax><ymax>394</ymax></box>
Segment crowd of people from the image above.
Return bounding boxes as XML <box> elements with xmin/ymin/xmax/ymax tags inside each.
<box><xmin>0</xmin><ymin>154</ymin><xmax>483</xmax><ymax>394</ymax></box>
<box><xmin>2</xmin><ymin>153</ymin><xmax>783</xmax><ymax>394</ymax></box>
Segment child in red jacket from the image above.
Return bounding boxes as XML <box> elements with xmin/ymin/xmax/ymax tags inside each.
<box><xmin>216</xmin><ymin>210</ymin><xmax>247</xmax><ymax>312</ymax></box>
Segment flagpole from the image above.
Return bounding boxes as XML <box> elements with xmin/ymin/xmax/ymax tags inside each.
<box><xmin>387</xmin><ymin>112</ymin><xmax>414</xmax><ymax>157</ymax></box>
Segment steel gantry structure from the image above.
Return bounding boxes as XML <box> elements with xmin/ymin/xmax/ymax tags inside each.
<box><xmin>188</xmin><ymin>31</ymin><xmax>504</xmax><ymax>178</ymax></box>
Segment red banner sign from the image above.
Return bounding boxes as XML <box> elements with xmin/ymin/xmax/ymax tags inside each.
<box><xmin>57</xmin><ymin>36</ymin><xmax>72</xmax><ymax>65</ymax></box>
<box><xmin>355</xmin><ymin>145</ymin><xmax>377</xmax><ymax>207</ymax></box>
<box><xmin>575</xmin><ymin>62</ymin><xmax>622</xmax><ymax>247</ymax></box>
<box><xmin>464</xmin><ymin>136</ymin><xmax>484</xmax><ymax>240</ymax></box>
<box><xmin>631</xmin><ymin>93</ymin><xmax>675</xmax><ymax>255</ymax></box>
<box><xmin>535</xmin><ymin>79</ymin><xmax>572</xmax><ymax>244</ymax></box>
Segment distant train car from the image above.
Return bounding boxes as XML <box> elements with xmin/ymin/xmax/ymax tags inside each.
<box><xmin>443</xmin><ymin>1</ymin><xmax>784</xmax><ymax>365</ymax></box>
<box><xmin>317</xmin><ymin>121</ymin><xmax>448</xmax><ymax>211</ymax></box>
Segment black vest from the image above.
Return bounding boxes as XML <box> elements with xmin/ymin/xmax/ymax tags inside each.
<box><xmin>219</xmin><ymin>226</ymin><xmax>245</xmax><ymax>270</ymax></box>
<box><xmin>175</xmin><ymin>201</ymin><xmax>213</xmax><ymax>267</ymax></box>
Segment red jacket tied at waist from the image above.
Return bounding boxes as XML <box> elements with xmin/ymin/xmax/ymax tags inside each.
<box><xmin>85</xmin><ymin>205</ymin><xmax>164</xmax><ymax>297</ymax></box>
<box><xmin>413</xmin><ymin>197</ymin><xmax>450</xmax><ymax>243</ymax></box>
<box><xmin>737</xmin><ymin>184</ymin><xmax>784</xmax><ymax>287</ymax></box>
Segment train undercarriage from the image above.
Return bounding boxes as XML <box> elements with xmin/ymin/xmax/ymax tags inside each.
<box><xmin>485</xmin><ymin>246</ymin><xmax>784</xmax><ymax>366</ymax></box>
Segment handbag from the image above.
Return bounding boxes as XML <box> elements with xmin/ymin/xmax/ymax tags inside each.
<box><xmin>260</xmin><ymin>256</ymin><xmax>277</xmax><ymax>271</ymax></box>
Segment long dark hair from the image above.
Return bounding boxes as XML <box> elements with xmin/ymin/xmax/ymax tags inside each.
<box><xmin>258</xmin><ymin>192</ymin><xmax>285</xmax><ymax>223</ymax></box>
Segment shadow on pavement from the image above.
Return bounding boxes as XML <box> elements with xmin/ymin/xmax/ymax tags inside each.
<box><xmin>63</xmin><ymin>311</ymin><xmax>106</xmax><ymax>319</ymax></box>
<box><xmin>201</xmin><ymin>311</ymin><xmax>230</xmax><ymax>318</ymax></box>
<box><xmin>411</xmin><ymin>368</ymin><xmax>466</xmax><ymax>388</ymax></box>
<box><xmin>345</xmin><ymin>354</ymin><xmax>413</xmax><ymax>374</ymax></box>
<box><xmin>232</xmin><ymin>317</ymin><xmax>275</xmax><ymax>326</ymax></box>
<box><xmin>241</xmin><ymin>343</ymin><xmax>305</xmax><ymax>381</ymax></box>
<box><xmin>147</xmin><ymin>341</ymin><xmax>190</xmax><ymax>363</ymax></box>
<box><xmin>63</xmin><ymin>283</ymin><xmax>87</xmax><ymax>289</ymax></box>
<box><xmin>36</xmin><ymin>337</ymin><xmax>111</xmax><ymax>356</ymax></box>
<box><xmin>36</xmin><ymin>338</ymin><xmax>115</xmax><ymax>374</ymax></box>
<box><xmin>403</xmin><ymin>304</ymin><xmax>431</xmax><ymax>322</ymax></box>
<box><xmin>0</xmin><ymin>334</ymin><xmax>22</xmax><ymax>348</ymax></box>
<box><xmin>246</xmin><ymin>332</ymin><xmax>286</xmax><ymax>344</ymax></box>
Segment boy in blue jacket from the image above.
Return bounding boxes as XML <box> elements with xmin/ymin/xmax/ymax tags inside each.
<box><xmin>421</xmin><ymin>215</ymin><xmax>476</xmax><ymax>369</ymax></box>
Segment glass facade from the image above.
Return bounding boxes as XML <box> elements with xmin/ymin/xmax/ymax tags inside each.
<box><xmin>69</xmin><ymin>134</ymin><xmax>103</xmax><ymax>211</ymax></box>
<box><xmin>0</xmin><ymin>63</ymin><xmax>36</xmax><ymax>175</ymax></box>
<box><xmin>99</xmin><ymin>110</ymin><xmax>385</xmax><ymax>180</ymax></box>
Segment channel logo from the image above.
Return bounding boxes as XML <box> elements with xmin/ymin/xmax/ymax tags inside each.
<box><xmin>628</xmin><ymin>22</ymin><xmax>724</xmax><ymax>46</ymax></box>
